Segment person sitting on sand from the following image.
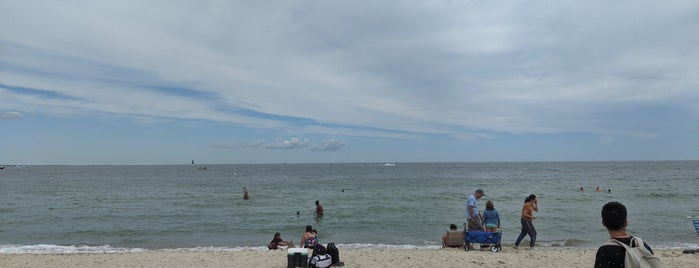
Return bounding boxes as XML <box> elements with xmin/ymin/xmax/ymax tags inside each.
<box><xmin>301</xmin><ymin>225</ymin><xmax>320</xmax><ymax>248</ymax></box>
<box><xmin>441</xmin><ymin>223</ymin><xmax>464</xmax><ymax>248</ymax></box>
<box><xmin>482</xmin><ymin>200</ymin><xmax>500</xmax><ymax>232</ymax></box>
<box><xmin>268</xmin><ymin>232</ymin><xmax>294</xmax><ymax>249</ymax></box>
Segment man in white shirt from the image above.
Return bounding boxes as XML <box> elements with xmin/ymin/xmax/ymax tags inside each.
<box><xmin>466</xmin><ymin>189</ymin><xmax>485</xmax><ymax>231</ymax></box>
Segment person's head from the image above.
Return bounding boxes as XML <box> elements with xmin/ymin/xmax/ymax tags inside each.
<box><xmin>475</xmin><ymin>189</ymin><xmax>485</xmax><ymax>199</ymax></box>
<box><xmin>306</xmin><ymin>225</ymin><xmax>313</xmax><ymax>232</ymax></box>
<box><xmin>486</xmin><ymin>200</ymin><xmax>494</xmax><ymax>210</ymax></box>
<box><xmin>315</xmin><ymin>200</ymin><xmax>320</xmax><ymax>205</ymax></box>
<box><xmin>525</xmin><ymin>194</ymin><xmax>536</xmax><ymax>203</ymax></box>
<box><xmin>449</xmin><ymin>223</ymin><xmax>457</xmax><ymax>230</ymax></box>
<box><xmin>274</xmin><ymin>232</ymin><xmax>281</xmax><ymax>239</ymax></box>
<box><xmin>601</xmin><ymin>201</ymin><xmax>627</xmax><ymax>231</ymax></box>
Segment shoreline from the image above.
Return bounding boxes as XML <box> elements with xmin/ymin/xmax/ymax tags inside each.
<box><xmin>1</xmin><ymin>248</ymin><xmax>697</xmax><ymax>268</ymax></box>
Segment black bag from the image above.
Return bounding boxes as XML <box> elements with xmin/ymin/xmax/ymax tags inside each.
<box><xmin>326</xmin><ymin>243</ymin><xmax>340</xmax><ymax>264</ymax></box>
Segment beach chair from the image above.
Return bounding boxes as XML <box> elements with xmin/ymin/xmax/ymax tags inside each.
<box><xmin>684</xmin><ymin>219</ymin><xmax>699</xmax><ymax>254</ymax></box>
<box><xmin>443</xmin><ymin>230</ymin><xmax>465</xmax><ymax>248</ymax></box>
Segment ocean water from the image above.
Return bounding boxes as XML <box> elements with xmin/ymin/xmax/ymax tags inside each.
<box><xmin>0</xmin><ymin>161</ymin><xmax>697</xmax><ymax>253</ymax></box>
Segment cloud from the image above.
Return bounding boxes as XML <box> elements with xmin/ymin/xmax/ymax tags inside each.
<box><xmin>1</xmin><ymin>1</ymin><xmax>697</xmax><ymax>142</ymax></box>
<box><xmin>311</xmin><ymin>139</ymin><xmax>346</xmax><ymax>152</ymax></box>
<box><xmin>0</xmin><ymin>111</ymin><xmax>22</xmax><ymax>119</ymax></box>
<box><xmin>211</xmin><ymin>137</ymin><xmax>345</xmax><ymax>152</ymax></box>
<box><xmin>266</xmin><ymin>137</ymin><xmax>310</xmax><ymax>149</ymax></box>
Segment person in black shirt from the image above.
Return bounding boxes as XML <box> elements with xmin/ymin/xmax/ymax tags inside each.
<box><xmin>594</xmin><ymin>201</ymin><xmax>654</xmax><ymax>267</ymax></box>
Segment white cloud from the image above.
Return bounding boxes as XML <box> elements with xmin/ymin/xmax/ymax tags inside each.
<box><xmin>210</xmin><ymin>137</ymin><xmax>346</xmax><ymax>152</ymax></box>
<box><xmin>266</xmin><ymin>137</ymin><xmax>310</xmax><ymax>149</ymax></box>
<box><xmin>312</xmin><ymin>139</ymin><xmax>346</xmax><ymax>152</ymax></box>
<box><xmin>0</xmin><ymin>111</ymin><xmax>22</xmax><ymax>119</ymax></box>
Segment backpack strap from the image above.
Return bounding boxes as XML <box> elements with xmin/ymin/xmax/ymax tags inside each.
<box><xmin>629</xmin><ymin>237</ymin><xmax>642</xmax><ymax>248</ymax></box>
<box><xmin>604</xmin><ymin>238</ymin><xmax>629</xmax><ymax>248</ymax></box>
<box><xmin>605</xmin><ymin>237</ymin><xmax>643</xmax><ymax>248</ymax></box>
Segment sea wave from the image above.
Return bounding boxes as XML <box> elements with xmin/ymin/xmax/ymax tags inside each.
<box><xmin>0</xmin><ymin>244</ymin><xmax>145</xmax><ymax>254</ymax></box>
<box><xmin>1</xmin><ymin>241</ymin><xmax>694</xmax><ymax>254</ymax></box>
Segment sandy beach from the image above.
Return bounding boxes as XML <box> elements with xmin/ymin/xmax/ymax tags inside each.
<box><xmin>1</xmin><ymin>248</ymin><xmax>697</xmax><ymax>268</ymax></box>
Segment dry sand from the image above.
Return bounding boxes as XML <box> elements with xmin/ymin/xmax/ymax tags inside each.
<box><xmin>1</xmin><ymin>248</ymin><xmax>697</xmax><ymax>268</ymax></box>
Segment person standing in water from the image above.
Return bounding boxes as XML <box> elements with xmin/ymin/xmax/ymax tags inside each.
<box><xmin>243</xmin><ymin>187</ymin><xmax>249</xmax><ymax>200</ymax></box>
<box><xmin>315</xmin><ymin>200</ymin><xmax>324</xmax><ymax>217</ymax></box>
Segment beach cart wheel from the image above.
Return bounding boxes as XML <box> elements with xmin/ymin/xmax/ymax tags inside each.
<box><xmin>490</xmin><ymin>245</ymin><xmax>500</xmax><ymax>253</ymax></box>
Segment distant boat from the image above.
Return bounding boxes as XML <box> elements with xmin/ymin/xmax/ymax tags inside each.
<box><xmin>0</xmin><ymin>165</ymin><xmax>4</xmax><ymax>170</ymax></box>
<box><xmin>384</xmin><ymin>163</ymin><xmax>396</xmax><ymax>166</ymax></box>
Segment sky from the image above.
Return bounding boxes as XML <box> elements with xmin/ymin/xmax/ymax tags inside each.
<box><xmin>1</xmin><ymin>1</ymin><xmax>698</xmax><ymax>165</ymax></box>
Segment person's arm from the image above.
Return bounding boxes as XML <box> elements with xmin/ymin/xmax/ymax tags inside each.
<box><xmin>496</xmin><ymin>211</ymin><xmax>500</xmax><ymax>228</ymax></box>
<box><xmin>531</xmin><ymin>199</ymin><xmax>538</xmax><ymax>212</ymax></box>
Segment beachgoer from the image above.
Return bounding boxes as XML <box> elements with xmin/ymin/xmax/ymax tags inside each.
<box><xmin>596</xmin><ymin>187</ymin><xmax>602</xmax><ymax>192</ymax></box>
<box><xmin>608</xmin><ymin>189</ymin><xmax>611</xmax><ymax>193</ymax></box>
<box><xmin>594</xmin><ymin>201</ymin><xmax>656</xmax><ymax>267</ymax></box>
<box><xmin>301</xmin><ymin>225</ymin><xmax>320</xmax><ymax>248</ymax></box>
<box><xmin>243</xmin><ymin>187</ymin><xmax>249</xmax><ymax>200</ymax></box>
<box><xmin>268</xmin><ymin>232</ymin><xmax>294</xmax><ymax>249</ymax></box>
<box><xmin>466</xmin><ymin>189</ymin><xmax>485</xmax><ymax>231</ymax></box>
<box><xmin>514</xmin><ymin>194</ymin><xmax>538</xmax><ymax>248</ymax></box>
<box><xmin>315</xmin><ymin>200</ymin><xmax>324</xmax><ymax>217</ymax></box>
<box><xmin>482</xmin><ymin>200</ymin><xmax>500</xmax><ymax>232</ymax></box>
<box><xmin>580</xmin><ymin>186</ymin><xmax>584</xmax><ymax>192</ymax></box>
<box><xmin>441</xmin><ymin>223</ymin><xmax>462</xmax><ymax>247</ymax></box>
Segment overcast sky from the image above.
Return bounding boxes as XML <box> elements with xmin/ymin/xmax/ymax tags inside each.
<box><xmin>1</xmin><ymin>1</ymin><xmax>698</xmax><ymax>165</ymax></box>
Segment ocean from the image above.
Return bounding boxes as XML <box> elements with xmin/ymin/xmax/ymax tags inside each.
<box><xmin>0</xmin><ymin>161</ymin><xmax>697</xmax><ymax>253</ymax></box>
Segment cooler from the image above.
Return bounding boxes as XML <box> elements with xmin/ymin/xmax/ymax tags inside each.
<box><xmin>287</xmin><ymin>248</ymin><xmax>308</xmax><ymax>268</ymax></box>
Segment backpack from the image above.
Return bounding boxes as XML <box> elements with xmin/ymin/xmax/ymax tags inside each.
<box><xmin>604</xmin><ymin>237</ymin><xmax>661</xmax><ymax>268</ymax></box>
<box><xmin>326</xmin><ymin>242</ymin><xmax>340</xmax><ymax>264</ymax></box>
<box><xmin>305</xmin><ymin>235</ymin><xmax>320</xmax><ymax>248</ymax></box>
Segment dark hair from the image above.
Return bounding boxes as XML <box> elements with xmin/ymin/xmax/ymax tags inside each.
<box><xmin>273</xmin><ymin>232</ymin><xmax>281</xmax><ymax>239</ymax></box>
<box><xmin>601</xmin><ymin>201</ymin><xmax>627</xmax><ymax>231</ymax></box>
<box><xmin>524</xmin><ymin>194</ymin><xmax>537</xmax><ymax>203</ymax></box>
<box><xmin>306</xmin><ymin>225</ymin><xmax>313</xmax><ymax>232</ymax></box>
<box><xmin>316</xmin><ymin>200</ymin><xmax>320</xmax><ymax>205</ymax></box>
<box><xmin>449</xmin><ymin>223</ymin><xmax>458</xmax><ymax>230</ymax></box>
<box><xmin>486</xmin><ymin>200</ymin><xmax>494</xmax><ymax>210</ymax></box>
